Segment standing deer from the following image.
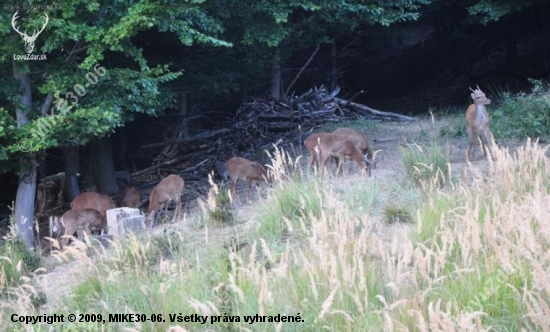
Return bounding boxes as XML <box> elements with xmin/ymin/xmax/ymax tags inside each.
<box><xmin>332</xmin><ymin>127</ymin><xmax>378</xmax><ymax>172</ymax></box>
<box><xmin>465</xmin><ymin>86</ymin><xmax>496</xmax><ymax>161</ymax></box>
<box><xmin>49</xmin><ymin>209</ymin><xmax>106</xmax><ymax>250</ymax></box>
<box><xmin>145</xmin><ymin>174</ymin><xmax>185</xmax><ymax>228</ymax></box>
<box><xmin>119</xmin><ymin>186</ymin><xmax>140</xmax><ymax>208</ymax></box>
<box><xmin>318</xmin><ymin>134</ymin><xmax>373</xmax><ymax>176</ymax></box>
<box><xmin>225</xmin><ymin>157</ymin><xmax>271</xmax><ymax>202</ymax></box>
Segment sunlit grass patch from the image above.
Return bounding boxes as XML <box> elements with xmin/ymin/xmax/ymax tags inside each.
<box><xmin>401</xmin><ymin>141</ymin><xmax>450</xmax><ymax>188</ymax></box>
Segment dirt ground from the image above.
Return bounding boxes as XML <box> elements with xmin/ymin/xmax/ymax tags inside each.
<box><xmin>35</xmin><ymin>115</ymin><xmax>530</xmax><ymax>314</ymax></box>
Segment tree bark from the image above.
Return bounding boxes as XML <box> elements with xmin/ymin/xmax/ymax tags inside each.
<box><xmin>13</xmin><ymin>60</ymin><xmax>37</xmax><ymax>250</ymax></box>
<box><xmin>92</xmin><ymin>136</ymin><xmax>119</xmax><ymax>195</ymax></box>
<box><xmin>270</xmin><ymin>46</ymin><xmax>282</xmax><ymax>100</ymax></box>
<box><xmin>63</xmin><ymin>145</ymin><xmax>80</xmax><ymax>202</ymax></box>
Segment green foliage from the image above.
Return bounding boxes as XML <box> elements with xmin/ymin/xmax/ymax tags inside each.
<box><xmin>0</xmin><ymin>0</ymin><xmax>228</xmax><ymax>173</ymax></box>
<box><xmin>468</xmin><ymin>0</ymin><xmax>538</xmax><ymax>24</ymax></box>
<box><xmin>0</xmin><ymin>236</ymin><xmax>42</xmax><ymax>293</ymax></box>
<box><xmin>401</xmin><ymin>142</ymin><xmax>449</xmax><ymax>187</ymax></box>
<box><xmin>492</xmin><ymin>80</ymin><xmax>550</xmax><ymax>139</ymax></box>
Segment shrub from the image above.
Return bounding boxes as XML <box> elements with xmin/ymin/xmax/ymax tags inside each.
<box><xmin>492</xmin><ymin>79</ymin><xmax>550</xmax><ymax>139</ymax></box>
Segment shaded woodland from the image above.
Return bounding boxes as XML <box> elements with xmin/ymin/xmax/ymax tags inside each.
<box><xmin>0</xmin><ymin>0</ymin><xmax>549</xmax><ymax>249</ymax></box>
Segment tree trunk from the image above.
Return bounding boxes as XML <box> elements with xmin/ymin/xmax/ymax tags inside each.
<box><xmin>63</xmin><ymin>145</ymin><xmax>80</xmax><ymax>202</ymax></box>
<box><xmin>270</xmin><ymin>46</ymin><xmax>282</xmax><ymax>100</ymax></box>
<box><xmin>92</xmin><ymin>136</ymin><xmax>119</xmax><ymax>195</ymax></box>
<box><xmin>13</xmin><ymin>60</ymin><xmax>36</xmax><ymax>250</ymax></box>
<box><xmin>328</xmin><ymin>42</ymin><xmax>337</xmax><ymax>93</ymax></box>
<box><xmin>14</xmin><ymin>158</ymin><xmax>38</xmax><ymax>250</ymax></box>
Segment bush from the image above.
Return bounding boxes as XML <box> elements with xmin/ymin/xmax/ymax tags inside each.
<box><xmin>492</xmin><ymin>79</ymin><xmax>550</xmax><ymax>139</ymax></box>
<box><xmin>383</xmin><ymin>203</ymin><xmax>412</xmax><ymax>224</ymax></box>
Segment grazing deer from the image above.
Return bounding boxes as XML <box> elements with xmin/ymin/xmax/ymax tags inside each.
<box><xmin>465</xmin><ymin>86</ymin><xmax>496</xmax><ymax>161</ymax></box>
<box><xmin>145</xmin><ymin>174</ymin><xmax>184</xmax><ymax>228</ymax></box>
<box><xmin>70</xmin><ymin>192</ymin><xmax>117</xmax><ymax>218</ymax></box>
<box><xmin>225</xmin><ymin>157</ymin><xmax>271</xmax><ymax>202</ymax></box>
<box><xmin>119</xmin><ymin>186</ymin><xmax>140</xmax><ymax>208</ymax></box>
<box><xmin>49</xmin><ymin>209</ymin><xmax>106</xmax><ymax>250</ymax></box>
<box><xmin>305</xmin><ymin>132</ymin><xmax>332</xmax><ymax>168</ymax></box>
<box><xmin>333</xmin><ymin>127</ymin><xmax>378</xmax><ymax>171</ymax></box>
<box><xmin>318</xmin><ymin>133</ymin><xmax>373</xmax><ymax>176</ymax></box>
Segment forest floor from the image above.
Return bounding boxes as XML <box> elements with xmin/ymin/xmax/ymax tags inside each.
<box><xmin>35</xmin><ymin>114</ymin><xmax>528</xmax><ymax>314</ymax></box>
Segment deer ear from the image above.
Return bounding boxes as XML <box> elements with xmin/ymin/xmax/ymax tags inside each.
<box><xmin>471</xmin><ymin>93</ymin><xmax>475</xmax><ymax>100</ymax></box>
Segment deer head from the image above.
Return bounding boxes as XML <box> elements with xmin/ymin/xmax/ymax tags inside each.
<box><xmin>12</xmin><ymin>11</ymin><xmax>49</xmax><ymax>53</ymax></box>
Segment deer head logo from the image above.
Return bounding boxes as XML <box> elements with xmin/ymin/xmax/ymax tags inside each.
<box><xmin>11</xmin><ymin>11</ymin><xmax>49</xmax><ymax>54</ymax></box>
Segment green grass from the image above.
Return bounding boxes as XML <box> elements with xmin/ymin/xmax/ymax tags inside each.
<box><xmin>400</xmin><ymin>141</ymin><xmax>450</xmax><ymax>188</ymax></box>
<box><xmin>383</xmin><ymin>202</ymin><xmax>412</xmax><ymax>224</ymax></box>
<box><xmin>255</xmin><ymin>174</ymin><xmax>323</xmax><ymax>243</ymax></box>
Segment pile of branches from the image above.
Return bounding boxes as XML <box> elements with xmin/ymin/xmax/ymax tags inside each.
<box><xmin>137</xmin><ymin>85</ymin><xmax>416</xmax><ymax>181</ymax></box>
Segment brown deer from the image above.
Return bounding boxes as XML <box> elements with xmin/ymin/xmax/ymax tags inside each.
<box><xmin>465</xmin><ymin>86</ymin><xmax>496</xmax><ymax>161</ymax></box>
<box><xmin>304</xmin><ymin>132</ymin><xmax>332</xmax><ymax>168</ymax></box>
<box><xmin>70</xmin><ymin>192</ymin><xmax>117</xmax><ymax>218</ymax></box>
<box><xmin>333</xmin><ymin>127</ymin><xmax>378</xmax><ymax>171</ymax></box>
<box><xmin>49</xmin><ymin>209</ymin><xmax>106</xmax><ymax>250</ymax></box>
<box><xmin>119</xmin><ymin>186</ymin><xmax>140</xmax><ymax>208</ymax></box>
<box><xmin>145</xmin><ymin>174</ymin><xmax>184</xmax><ymax>228</ymax></box>
<box><xmin>225</xmin><ymin>157</ymin><xmax>271</xmax><ymax>202</ymax></box>
<box><xmin>318</xmin><ymin>133</ymin><xmax>373</xmax><ymax>176</ymax></box>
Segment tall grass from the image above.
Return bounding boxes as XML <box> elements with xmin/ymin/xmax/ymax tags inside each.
<box><xmin>0</xmin><ymin>227</ymin><xmax>42</xmax><ymax>294</ymax></box>
<box><xmin>1</xmin><ymin>129</ymin><xmax>549</xmax><ymax>331</ymax></box>
<box><xmin>401</xmin><ymin>142</ymin><xmax>450</xmax><ymax>187</ymax></box>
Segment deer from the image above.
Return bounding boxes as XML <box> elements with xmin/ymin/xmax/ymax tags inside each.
<box><xmin>119</xmin><ymin>186</ymin><xmax>141</xmax><ymax>208</ymax></box>
<box><xmin>465</xmin><ymin>85</ymin><xmax>496</xmax><ymax>161</ymax></box>
<box><xmin>225</xmin><ymin>157</ymin><xmax>271</xmax><ymax>202</ymax></box>
<box><xmin>304</xmin><ymin>132</ymin><xmax>332</xmax><ymax>169</ymax></box>
<box><xmin>49</xmin><ymin>209</ymin><xmax>106</xmax><ymax>250</ymax></box>
<box><xmin>332</xmin><ymin>127</ymin><xmax>379</xmax><ymax>172</ymax></box>
<box><xmin>318</xmin><ymin>133</ymin><xmax>374</xmax><ymax>176</ymax></box>
<box><xmin>145</xmin><ymin>174</ymin><xmax>184</xmax><ymax>228</ymax></box>
<box><xmin>70</xmin><ymin>192</ymin><xmax>117</xmax><ymax>218</ymax></box>
<box><xmin>70</xmin><ymin>192</ymin><xmax>116</xmax><ymax>234</ymax></box>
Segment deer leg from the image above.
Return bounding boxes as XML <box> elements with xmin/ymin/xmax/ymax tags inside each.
<box><xmin>171</xmin><ymin>196</ymin><xmax>181</xmax><ymax>223</ymax></box>
<box><xmin>336</xmin><ymin>156</ymin><xmax>344</xmax><ymax>176</ymax></box>
<box><xmin>246</xmin><ymin>180</ymin><xmax>252</xmax><ymax>203</ymax></box>
<box><xmin>230</xmin><ymin>178</ymin><xmax>238</xmax><ymax>202</ymax></box>
<box><xmin>149</xmin><ymin>210</ymin><xmax>156</xmax><ymax>229</ymax></box>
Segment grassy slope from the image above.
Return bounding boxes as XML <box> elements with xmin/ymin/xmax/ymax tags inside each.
<box><xmin>1</xmin><ymin>113</ymin><xmax>549</xmax><ymax>331</ymax></box>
